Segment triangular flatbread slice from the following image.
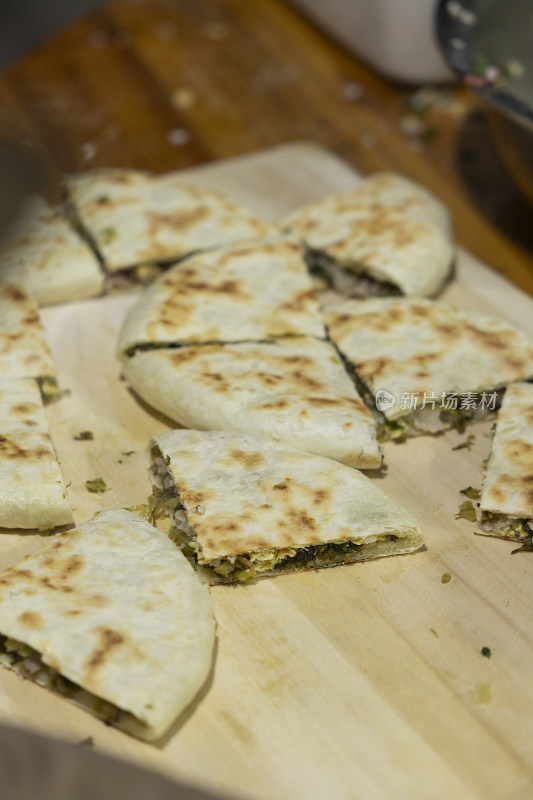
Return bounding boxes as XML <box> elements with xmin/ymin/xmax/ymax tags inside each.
<box><xmin>1</xmin><ymin>196</ymin><xmax>104</xmax><ymax>305</ymax></box>
<box><xmin>117</xmin><ymin>234</ymin><xmax>325</xmax><ymax>355</ymax></box>
<box><xmin>149</xmin><ymin>429</ymin><xmax>423</xmax><ymax>583</ymax></box>
<box><xmin>325</xmin><ymin>297</ymin><xmax>533</xmax><ymax>440</ymax></box>
<box><xmin>0</xmin><ymin>264</ymin><xmax>56</xmax><ymax>392</ymax></box>
<box><xmin>66</xmin><ymin>168</ymin><xmax>272</xmax><ymax>272</ymax></box>
<box><xmin>478</xmin><ymin>382</ymin><xmax>533</xmax><ymax>543</ymax></box>
<box><xmin>283</xmin><ymin>172</ymin><xmax>454</xmax><ymax>297</ymax></box>
<box><xmin>0</xmin><ymin>377</ymin><xmax>72</xmax><ymax>529</ymax></box>
<box><xmin>123</xmin><ymin>336</ymin><xmax>381</xmax><ymax>468</ymax></box>
<box><xmin>0</xmin><ymin>508</ymin><xmax>215</xmax><ymax>740</ymax></box>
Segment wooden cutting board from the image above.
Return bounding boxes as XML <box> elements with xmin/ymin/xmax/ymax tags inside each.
<box><xmin>1</xmin><ymin>143</ymin><xmax>533</xmax><ymax>800</ymax></box>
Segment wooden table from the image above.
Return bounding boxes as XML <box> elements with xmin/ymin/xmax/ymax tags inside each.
<box><xmin>0</xmin><ymin>0</ymin><xmax>532</xmax><ymax>296</ymax></box>
<box><xmin>2</xmin><ymin>4</ymin><xmax>533</xmax><ymax>800</ymax></box>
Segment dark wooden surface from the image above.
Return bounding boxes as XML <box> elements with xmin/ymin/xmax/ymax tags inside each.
<box><xmin>1</xmin><ymin>0</ymin><xmax>532</xmax><ymax>295</ymax></box>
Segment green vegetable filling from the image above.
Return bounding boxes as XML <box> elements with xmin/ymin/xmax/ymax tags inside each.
<box><xmin>0</xmin><ymin>635</ymin><xmax>145</xmax><ymax>733</ymax></box>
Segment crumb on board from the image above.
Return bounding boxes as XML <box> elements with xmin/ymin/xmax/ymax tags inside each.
<box><xmin>74</xmin><ymin>431</ymin><xmax>94</xmax><ymax>441</ymax></box>
<box><xmin>456</xmin><ymin>500</ymin><xmax>476</xmax><ymax>522</ymax></box>
<box><xmin>85</xmin><ymin>478</ymin><xmax>109</xmax><ymax>494</ymax></box>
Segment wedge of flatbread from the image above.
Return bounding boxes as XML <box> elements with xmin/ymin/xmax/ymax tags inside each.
<box><xmin>149</xmin><ymin>429</ymin><xmax>422</xmax><ymax>583</ymax></box>
<box><xmin>0</xmin><ymin>377</ymin><xmax>72</xmax><ymax>529</ymax></box>
<box><xmin>478</xmin><ymin>382</ymin><xmax>533</xmax><ymax>543</ymax></box>
<box><xmin>283</xmin><ymin>172</ymin><xmax>454</xmax><ymax>298</ymax></box>
<box><xmin>117</xmin><ymin>234</ymin><xmax>325</xmax><ymax>356</ymax></box>
<box><xmin>325</xmin><ymin>297</ymin><xmax>533</xmax><ymax>440</ymax></box>
<box><xmin>123</xmin><ymin>336</ymin><xmax>381</xmax><ymax>468</ymax></box>
<box><xmin>0</xmin><ymin>264</ymin><xmax>56</xmax><ymax>393</ymax></box>
<box><xmin>66</xmin><ymin>168</ymin><xmax>272</xmax><ymax>272</ymax></box>
<box><xmin>1</xmin><ymin>196</ymin><xmax>104</xmax><ymax>305</ymax></box>
<box><xmin>0</xmin><ymin>508</ymin><xmax>215</xmax><ymax>740</ymax></box>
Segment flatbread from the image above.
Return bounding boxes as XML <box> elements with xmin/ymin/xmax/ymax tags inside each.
<box><xmin>0</xmin><ymin>508</ymin><xmax>215</xmax><ymax>740</ymax></box>
<box><xmin>149</xmin><ymin>429</ymin><xmax>423</xmax><ymax>583</ymax></box>
<box><xmin>0</xmin><ymin>377</ymin><xmax>72</xmax><ymax>529</ymax></box>
<box><xmin>1</xmin><ymin>196</ymin><xmax>104</xmax><ymax>305</ymax></box>
<box><xmin>123</xmin><ymin>336</ymin><xmax>381</xmax><ymax>468</ymax></box>
<box><xmin>283</xmin><ymin>172</ymin><xmax>454</xmax><ymax>297</ymax></box>
<box><xmin>0</xmin><ymin>264</ymin><xmax>56</xmax><ymax>387</ymax></box>
<box><xmin>325</xmin><ymin>297</ymin><xmax>533</xmax><ymax>439</ymax></box>
<box><xmin>478</xmin><ymin>382</ymin><xmax>533</xmax><ymax>542</ymax></box>
<box><xmin>117</xmin><ymin>234</ymin><xmax>325</xmax><ymax>355</ymax></box>
<box><xmin>66</xmin><ymin>168</ymin><xmax>272</xmax><ymax>272</ymax></box>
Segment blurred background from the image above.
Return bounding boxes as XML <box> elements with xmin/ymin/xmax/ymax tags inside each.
<box><xmin>1</xmin><ymin>0</ymin><xmax>532</xmax><ymax>295</ymax></box>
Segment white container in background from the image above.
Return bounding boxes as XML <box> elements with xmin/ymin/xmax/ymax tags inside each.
<box><xmin>287</xmin><ymin>0</ymin><xmax>453</xmax><ymax>84</ymax></box>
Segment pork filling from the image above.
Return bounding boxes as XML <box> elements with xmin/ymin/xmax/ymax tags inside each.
<box><xmin>307</xmin><ymin>250</ymin><xmax>401</xmax><ymax>298</ymax></box>
<box><xmin>150</xmin><ymin>450</ymin><xmax>403</xmax><ymax>583</ymax></box>
<box><xmin>0</xmin><ymin>634</ymin><xmax>146</xmax><ymax>734</ymax></box>
<box><xmin>479</xmin><ymin>511</ymin><xmax>533</xmax><ymax>542</ymax></box>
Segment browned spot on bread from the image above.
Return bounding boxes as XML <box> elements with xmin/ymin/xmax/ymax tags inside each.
<box><xmin>291</xmin><ymin>370</ymin><xmax>321</xmax><ymax>390</ymax></box>
<box><xmin>87</xmin><ymin>628</ymin><xmax>124</xmax><ymax>671</ymax></box>
<box><xmin>410</xmin><ymin>304</ymin><xmax>431</xmax><ymax>318</ymax></box>
<box><xmin>308</xmin><ymin>396</ymin><xmax>339</xmax><ymax>406</ymax></box>
<box><xmin>13</xmin><ymin>403</ymin><xmax>35</xmax><ymax>415</ymax></box>
<box><xmin>23</xmin><ymin>313</ymin><xmax>39</xmax><ymax>326</ymax></box>
<box><xmin>3</xmin><ymin>286</ymin><xmax>27</xmax><ymax>304</ymax></box>
<box><xmin>61</xmin><ymin>555</ymin><xmax>84</xmax><ymax>580</ymax></box>
<box><xmin>18</xmin><ymin>611</ymin><xmax>44</xmax><ymax>629</ymax></box>
<box><xmin>279</xmin><ymin>289</ymin><xmax>317</xmax><ymax>313</ymax></box>
<box><xmin>288</xmin><ymin>508</ymin><xmax>316</xmax><ymax>530</ymax></box>
<box><xmin>96</xmin><ymin>196</ymin><xmax>109</xmax><ymax>204</ymax></box>
<box><xmin>313</xmin><ymin>489</ymin><xmax>330</xmax><ymax>506</ymax></box>
<box><xmin>89</xmin><ymin>594</ymin><xmax>110</xmax><ymax>607</ymax></box>
<box><xmin>229</xmin><ymin>449</ymin><xmax>265</xmax><ymax>469</ymax></box>
<box><xmin>65</xmin><ymin>609</ymin><xmax>81</xmax><ymax>616</ymax></box>
<box><xmin>273</xmin><ymin>482</ymin><xmax>288</xmax><ymax>491</ymax></box>
<box><xmin>259</xmin><ymin>399</ymin><xmax>288</xmax><ymax>410</ymax></box>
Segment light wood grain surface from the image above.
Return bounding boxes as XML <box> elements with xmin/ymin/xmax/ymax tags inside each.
<box><xmin>0</xmin><ymin>144</ymin><xmax>532</xmax><ymax>800</ymax></box>
<box><xmin>0</xmin><ymin>0</ymin><xmax>532</xmax><ymax>296</ymax></box>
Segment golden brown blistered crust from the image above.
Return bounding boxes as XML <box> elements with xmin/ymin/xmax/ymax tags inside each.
<box><xmin>481</xmin><ymin>383</ymin><xmax>533</xmax><ymax>518</ymax></box>
<box><xmin>325</xmin><ymin>298</ymin><xmax>533</xmax><ymax>417</ymax></box>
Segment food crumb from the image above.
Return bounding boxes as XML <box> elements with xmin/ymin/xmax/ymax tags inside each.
<box><xmin>74</xmin><ymin>431</ymin><xmax>94</xmax><ymax>441</ymax></box>
<box><xmin>460</xmin><ymin>486</ymin><xmax>480</xmax><ymax>499</ymax></box>
<box><xmin>167</xmin><ymin>128</ymin><xmax>191</xmax><ymax>147</ymax></box>
<box><xmin>441</xmin><ymin>572</ymin><xmax>451</xmax><ymax>584</ymax></box>
<box><xmin>80</xmin><ymin>142</ymin><xmax>97</xmax><ymax>162</ymax></box>
<box><xmin>475</xmin><ymin>683</ymin><xmax>492</xmax><ymax>704</ymax></box>
<box><xmin>201</xmin><ymin>22</ymin><xmax>230</xmax><ymax>41</ymax></box>
<box><xmin>78</xmin><ymin>736</ymin><xmax>94</xmax><ymax>747</ymax></box>
<box><xmin>342</xmin><ymin>81</ymin><xmax>364</xmax><ymax>102</ymax></box>
<box><xmin>360</xmin><ymin>132</ymin><xmax>377</xmax><ymax>149</ymax></box>
<box><xmin>170</xmin><ymin>87</ymin><xmax>196</xmax><ymax>110</ymax></box>
<box><xmin>481</xmin><ymin>646</ymin><xmax>491</xmax><ymax>658</ymax></box>
<box><xmin>431</xmin><ymin>628</ymin><xmax>439</xmax><ymax>638</ymax></box>
<box><xmin>452</xmin><ymin>434</ymin><xmax>475</xmax><ymax>451</ymax></box>
<box><xmin>456</xmin><ymin>500</ymin><xmax>477</xmax><ymax>522</ymax></box>
<box><xmin>85</xmin><ymin>478</ymin><xmax>108</xmax><ymax>494</ymax></box>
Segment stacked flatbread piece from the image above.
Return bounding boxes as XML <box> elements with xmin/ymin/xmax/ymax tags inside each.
<box><xmin>0</xmin><ymin>265</ymin><xmax>72</xmax><ymax>529</ymax></box>
<box><xmin>283</xmin><ymin>172</ymin><xmax>454</xmax><ymax>298</ymax></box>
<box><xmin>0</xmin><ymin>509</ymin><xmax>215</xmax><ymax>740</ymax></box>
<box><xmin>119</xmin><ymin>234</ymin><xmax>381</xmax><ymax>468</ymax></box>
<box><xmin>325</xmin><ymin>297</ymin><xmax>533</xmax><ymax>440</ymax></box>
<box><xmin>1</xmin><ymin>167</ymin><xmax>273</xmax><ymax>305</ymax></box>
<box><xmin>0</xmin><ymin>197</ymin><xmax>104</xmax><ymax>306</ymax></box>
<box><xmin>477</xmin><ymin>382</ymin><xmax>533</xmax><ymax>543</ymax></box>
<box><xmin>149</xmin><ymin>429</ymin><xmax>423</xmax><ymax>583</ymax></box>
